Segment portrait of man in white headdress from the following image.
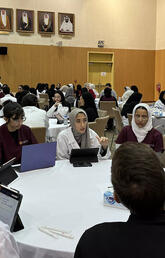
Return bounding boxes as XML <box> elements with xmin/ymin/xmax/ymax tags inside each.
<box><xmin>16</xmin><ymin>9</ymin><xmax>34</xmax><ymax>33</ymax></box>
<box><xmin>0</xmin><ymin>8</ymin><xmax>13</xmax><ymax>31</ymax></box>
<box><xmin>58</xmin><ymin>13</ymin><xmax>74</xmax><ymax>35</ymax></box>
<box><xmin>38</xmin><ymin>11</ymin><xmax>54</xmax><ymax>34</ymax></box>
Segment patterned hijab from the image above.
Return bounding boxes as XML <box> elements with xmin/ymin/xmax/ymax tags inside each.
<box><xmin>69</xmin><ymin>108</ymin><xmax>90</xmax><ymax>148</ymax></box>
<box><xmin>131</xmin><ymin>103</ymin><xmax>152</xmax><ymax>142</ymax></box>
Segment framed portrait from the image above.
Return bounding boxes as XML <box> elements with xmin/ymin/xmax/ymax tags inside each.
<box><xmin>16</xmin><ymin>9</ymin><xmax>34</xmax><ymax>33</ymax></box>
<box><xmin>38</xmin><ymin>11</ymin><xmax>55</xmax><ymax>34</ymax></box>
<box><xmin>0</xmin><ymin>8</ymin><xmax>13</xmax><ymax>32</ymax></box>
<box><xmin>58</xmin><ymin>13</ymin><xmax>75</xmax><ymax>36</ymax></box>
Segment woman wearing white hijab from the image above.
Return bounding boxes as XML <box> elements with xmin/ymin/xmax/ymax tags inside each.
<box><xmin>57</xmin><ymin>108</ymin><xmax>110</xmax><ymax>160</ymax></box>
<box><xmin>121</xmin><ymin>86</ymin><xmax>134</xmax><ymax>107</ymax></box>
<box><xmin>116</xmin><ymin>103</ymin><xmax>163</xmax><ymax>152</ymax></box>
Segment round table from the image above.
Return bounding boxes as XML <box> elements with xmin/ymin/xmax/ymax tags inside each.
<box><xmin>10</xmin><ymin>160</ymin><xmax>129</xmax><ymax>258</ymax></box>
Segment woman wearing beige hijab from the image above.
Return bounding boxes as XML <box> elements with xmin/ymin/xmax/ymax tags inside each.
<box><xmin>57</xmin><ymin>108</ymin><xmax>110</xmax><ymax>160</ymax></box>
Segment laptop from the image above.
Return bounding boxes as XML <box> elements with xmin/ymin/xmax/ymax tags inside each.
<box><xmin>0</xmin><ymin>158</ymin><xmax>18</xmax><ymax>185</ymax></box>
<box><xmin>70</xmin><ymin>148</ymin><xmax>99</xmax><ymax>167</ymax></box>
<box><xmin>13</xmin><ymin>142</ymin><xmax>57</xmax><ymax>172</ymax></box>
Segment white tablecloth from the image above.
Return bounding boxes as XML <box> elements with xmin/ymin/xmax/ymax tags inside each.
<box><xmin>10</xmin><ymin>160</ymin><xmax>129</xmax><ymax>258</ymax></box>
<box><xmin>47</xmin><ymin>119</ymin><xmax>69</xmax><ymax>142</ymax></box>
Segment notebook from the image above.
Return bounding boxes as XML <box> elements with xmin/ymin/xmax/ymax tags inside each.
<box><xmin>13</xmin><ymin>142</ymin><xmax>57</xmax><ymax>172</ymax></box>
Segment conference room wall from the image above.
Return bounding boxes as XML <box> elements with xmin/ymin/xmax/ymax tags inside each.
<box><xmin>155</xmin><ymin>0</ymin><xmax>165</xmax><ymax>100</ymax></box>
<box><xmin>0</xmin><ymin>43</ymin><xmax>155</xmax><ymax>101</ymax></box>
<box><xmin>0</xmin><ymin>0</ymin><xmax>156</xmax><ymax>50</ymax></box>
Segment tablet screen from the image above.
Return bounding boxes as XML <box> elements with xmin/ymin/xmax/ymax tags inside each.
<box><xmin>0</xmin><ymin>188</ymin><xmax>20</xmax><ymax>229</ymax></box>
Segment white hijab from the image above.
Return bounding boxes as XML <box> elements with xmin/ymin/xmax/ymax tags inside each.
<box><xmin>131</xmin><ymin>103</ymin><xmax>152</xmax><ymax>143</ymax></box>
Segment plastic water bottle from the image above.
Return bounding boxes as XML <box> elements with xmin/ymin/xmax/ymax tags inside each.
<box><xmin>64</xmin><ymin>115</ymin><xmax>68</xmax><ymax>125</ymax></box>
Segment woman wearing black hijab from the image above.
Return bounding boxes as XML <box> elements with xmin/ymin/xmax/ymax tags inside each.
<box><xmin>79</xmin><ymin>92</ymin><xmax>98</xmax><ymax>122</ymax></box>
<box><xmin>121</xmin><ymin>85</ymin><xmax>142</xmax><ymax>118</ymax></box>
<box><xmin>154</xmin><ymin>91</ymin><xmax>165</xmax><ymax>111</ymax></box>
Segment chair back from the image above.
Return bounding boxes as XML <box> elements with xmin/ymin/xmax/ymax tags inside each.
<box><xmin>112</xmin><ymin>108</ymin><xmax>123</xmax><ymax>133</ymax></box>
<box><xmin>38</xmin><ymin>93</ymin><xmax>49</xmax><ymax>110</ymax></box>
<box><xmin>99</xmin><ymin>101</ymin><xmax>116</xmax><ymax>118</ymax></box>
<box><xmin>31</xmin><ymin>127</ymin><xmax>46</xmax><ymax>143</ymax></box>
<box><xmin>97</xmin><ymin>109</ymin><xmax>108</xmax><ymax>117</ymax></box>
<box><xmin>89</xmin><ymin>116</ymin><xmax>109</xmax><ymax>137</ymax></box>
<box><xmin>127</xmin><ymin>113</ymin><xmax>133</xmax><ymax>125</ymax></box>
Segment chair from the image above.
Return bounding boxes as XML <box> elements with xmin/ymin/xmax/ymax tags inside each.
<box><xmin>127</xmin><ymin>113</ymin><xmax>133</xmax><ymax>125</ymax></box>
<box><xmin>88</xmin><ymin>116</ymin><xmax>109</xmax><ymax>137</ymax></box>
<box><xmin>110</xmin><ymin>108</ymin><xmax>124</xmax><ymax>150</ymax></box>
<box><xmin>97</xmin><ymin>109</ymin><xmax>108</xmax><ymax>117</ymax></box>
<box><xmin>38</xmin><ymin>93</ymin><xmax>49</xmax><ymax>110</ymax></box>
<box><xmin>31</xmin><ymin>127</ymin><xmax>46</xmax><ymax>143</ymax></box>
<box><xmin>99</xmin><ymin>101</ymin><xmax>116</xmax><ymax>119</ymax></box>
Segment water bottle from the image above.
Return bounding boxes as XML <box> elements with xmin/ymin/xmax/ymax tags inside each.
<box><xmin>64</xmin><ymin>115</ymin><xmax>68</xmax><ymax>125</ymax></box>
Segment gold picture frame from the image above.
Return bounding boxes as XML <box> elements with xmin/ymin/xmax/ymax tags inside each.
<box><xmin>0</xmin><ymin>8</ymin><xmax>13</xmax><ymax>32</ymax></box>
<box><xmin>58</xmin><ymin>13</ymin><xmax>75</xmax><ymax>36</ymax></box>
<box><xmin>38</xmin><ymin>11</ymin><xmax>55</xmax><ymax>34</ymax></box>
<box><xmin>16</xmin><ymin>9</ymin><xmax>34</xmax><ymax>33</ymax></box>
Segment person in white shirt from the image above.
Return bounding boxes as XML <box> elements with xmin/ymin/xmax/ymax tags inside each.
<box><xmin>60</xmin><ymin>16</ymin><xmax>73</xmax><ymax>32</ymax></box>
<box><xmin>57</xmin><ymin>108</ymin><xmax>110</xmax><ymax>160</ymax></box>
<box><xmin>47</xmin><ymin>90</ymin><xmax>70</xmax><ymax>118</ymax></box>
<box><xmin>0</xmin><ymin>220</ymin><xmax>20</xmax><ymax>258</ymax></box>
<box><xmin>154</xmin><ymin>91</ymin><xmax>165</xmax><ymax>111</ymax></box>
<box><xmin>22</xmin><ymin>93</ymin><xmax>49</xmax><ymax>128</ymax></box>
<box><xmin>0</xmin><ymin>86</ymin><xmax>16</xmax><ymax>105</ymax></box>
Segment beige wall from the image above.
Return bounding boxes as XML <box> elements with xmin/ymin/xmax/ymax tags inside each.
<box><xmin>0</xmin><ymin>0</ymin><xmax>156</xmax><ymax>50</ymax></box>
<box><xmin>156</xmin><ymin>0</ymin><xmax>165</xmax><ymax>50</ymax></box>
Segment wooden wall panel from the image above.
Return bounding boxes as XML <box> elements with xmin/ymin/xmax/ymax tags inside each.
<box><xmin>155</xmin><ymin>50</ymin><xmax>165</xmax><ymax>100</ymax></box>
<box><xmin>0</xmin><ymin>43</ymin><xmax>155</xmax><ymax>101</ymax></box>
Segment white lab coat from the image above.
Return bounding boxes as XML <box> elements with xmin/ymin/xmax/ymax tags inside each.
<box><xmin>23</xmin><ymin>106</ymin><xmax>49</xmax><ymax>128</ymax></box>
<box><xmin>47</xmin><ymin>104</ymin><xmax>69</xmax><ymax>118</ymax></box>
<box><xmin>57</xmin><ymin>127</ymin><xmax>111</xmax><ymax>160</ymax></box>
<box><xmin>0</xmin><ymin>221</ymin><xmax>20</xmax><ymax>258</ymax></box>
<box><xmin>0</xmin><ymin>94</ymin><xmax>17</xmax><ymax>105</ymax></box>
<box><xmin>154</xmin><ymin>100</ymin><xmax>165</xmax><ymax>111</ymax></box>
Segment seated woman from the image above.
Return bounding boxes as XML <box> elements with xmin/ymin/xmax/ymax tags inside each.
<box><xmin>121</xmin><ymin>86</ymin><xmax>134</xmax><ymax>107</ymax></box>
<box><xmin>47</xmin><ymin>90</ymin><xmax>71</xmax><ymax>118</ymax></box>
<box><xmin>57</xmin><ymin>108</ymin><xmax>110</xmax><ymax>160</ymax></box>
<box><xmin>79</xmin><ymin>92</ymin><xmax>98</xmax><ymax>122</ymax></box>
<box><xmin>116</xmin><ymin>103</ymin><xmax>163</xmax><ymax>153</ymax></box>
<box><xmin>121</xmin><ymin>85</ymin><xmax>142</xmax><ymax>118</ymax></box>
<box><xmin>0</xmin><ymin>102</ymin><xmax>37</xmax><ymax>164</ymax></box>
<box><xmin>154</xmin><ymin>91</ymin><xmax>165</xmax><ymax>111</ymax></box>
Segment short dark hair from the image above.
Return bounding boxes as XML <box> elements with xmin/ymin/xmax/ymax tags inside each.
<box><xmin>105</xmin><ymin>83</ymin><xmax>112</xmax><ymax>88</ymax></box>
<box><xmin>3</xmin><ymin>86</ymin><xmax>10</xmax><ymax>95</ymax></box>
<box><xmin>22</xmin><ymin>93</ymin><xmax>38</xmax><ymax>107</ymax></box>
<box><xmin>104</xmin><ymin>87</ymin><xmax>112</xmax><ymax>97</ymax></box>
<box><xmin>111</xmin><ymin>142</ymin><xmax>165</xmax><ymax>215</ymax></box>
<box><xmin>3</xmin><ymin>102</ymin><xmax>24</xmax><ymax>120</ymax></box>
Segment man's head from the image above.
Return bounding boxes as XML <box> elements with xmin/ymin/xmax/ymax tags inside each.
<box><xmin>22</xmin><ymin>93</ymin><xmax>38</xmax><ymax>107</ymax></box>
<box><xmin>111</xmin><ymin>143</ymin><xmax>165</xmax><ymax>215</ymax></box>
<box><xmin>105</xmin><ymin>83</ymin><xmax>112</xmax><ymax>88</ymax></box>
<box><xmin>3</xmin><ymin>86</ymin><xmax>10</xmax><ymax>95</ymax></box>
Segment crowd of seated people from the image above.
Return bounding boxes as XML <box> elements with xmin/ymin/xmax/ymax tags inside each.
<box><xmin>0</xmin><ymin>79</ymin><xmax>164</xmax><ymax>257</ymax></box>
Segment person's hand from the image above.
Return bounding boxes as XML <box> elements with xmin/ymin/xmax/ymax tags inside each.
<box><xmin>96</xmin><ymin>136</ymin><xmax>109</xmax><ymax>150</ymax></box>
<box><xmin>54</xmin><ymin>102</ymin><xmax>61</xmax><ymax>107</ymax></box>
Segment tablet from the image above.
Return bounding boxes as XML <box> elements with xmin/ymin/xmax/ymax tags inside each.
<box><xmin>0</xmin><ymin>184</ymin><xmax>23</xmax><ymax>232</ymax></box>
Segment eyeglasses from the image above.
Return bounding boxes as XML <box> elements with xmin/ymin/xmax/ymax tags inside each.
<box><xmin>134</xmin><ymin>115</ymin><xmax>148</xmax><ymax>121</ymax></box>
<box><xmin>11</xmin><ymin>116</ymin><xmax>26</xmax><ymax>122</ymax></box>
